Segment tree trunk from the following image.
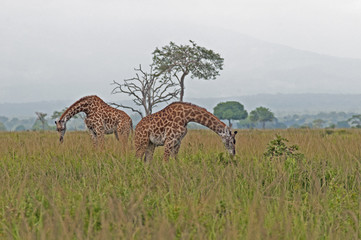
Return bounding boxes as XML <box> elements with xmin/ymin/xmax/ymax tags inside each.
<box><xmin>228</xmin><ymin>119</ymin><xmax>232</xmax><ymax>128</ymax></box>
<box><xmin>179</xmin><ymin>82</ymin><xmax>184</xmax><ymax>102</ymax></box>
<box><xmin>262</xmin><ymin>121</ymin><xmax>265</xmax><ymax>129</ymax></box>
<box><xmin>179</xmin><ymin>71</ymin><xmax>188</xmax><ymax>102</ymax></box>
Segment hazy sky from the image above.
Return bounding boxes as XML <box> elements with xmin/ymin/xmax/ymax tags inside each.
<box><xmin>1</xmin><ymin>0</ymin><xmax>361</xmax><ymax>103</ymax></box>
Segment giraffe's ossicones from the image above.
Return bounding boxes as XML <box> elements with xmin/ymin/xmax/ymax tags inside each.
<box><xmin>55</xmin><ymin>95</ymin><xmax>133</xmax><ymax>147</ymax></box>
<box><xmin>134</xmin><ymin>102</ymin><xmax>237</xmax><ymax>162</ymax></box>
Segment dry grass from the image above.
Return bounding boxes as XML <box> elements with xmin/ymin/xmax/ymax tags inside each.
<box><xmin>0</xmin><ymin>129</ymin><xmax>360</xmax><ymax>239</ymax></box>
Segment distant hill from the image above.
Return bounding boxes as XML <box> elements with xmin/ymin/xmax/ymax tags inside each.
<box><xmin>184</xmin><ymin>27</ymin><xmax>361</xmax><ymax>97</ymax></box>
<box><xmin>2</xmin><ymin>27</ymin><xmax>361</xmax><ymax>117</ymax></box>
<box><xmin>2</xmin><ymin>94</ymin><xmax>361</xmax><ymax>118</ymax></box>
<box><xmin>0</xmin><ymin>100</ymin><xmax>71</xmax><ymax>118</ymax></box>
<box><xmin>2</xmin><ymin>24</ymin><xmax>361</xmax><ymax>102</ymax></box>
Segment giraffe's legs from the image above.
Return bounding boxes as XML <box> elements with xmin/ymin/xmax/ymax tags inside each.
<box><xmin>89</xmin><ymin>128</ymin><xmax>98</xmax><ymax>147</ymax></box>
<box><xmin>172</xmin><ymin>143</ymin><xmax>181</xmax><ymax>159</ymax></box>
<box><xmin>164</xmin><ymin>140</ymin><xmax>179</xmax><ymax>161</ymax></box>
<box><xmin>114</xmin><ymin>130</ymin><xmax>119</xmax><ymax>141</ymax></box>
<box><xmin>163</xmin><ymin>127</ymin><xmax>187</xmax><ymax>161</ymax></box>
<box><xmin>114</xmin><ymin>123</ymin><xmax>131</xmax><ymax>153</ymax></box>
<box><xmin>135</xmin><ymin>136</ymin><xmax>149</xmax><ymax>161</ymax></box>
<box><xmin>135</xmin><ymin>141</ymin><xmax>155</xmax><ymax>162</ymax></box>
<box><xmin>96</xmin><ymin>130</ymin><xmax>105</xmax><ymax>149</ymax></box>
<box><xmin>85</xmin><ymin>118</ymin><xmax>97</xmax><ymax>147</ymax></box>
<box><xmin>144</xmin><ymin>142</ymin><xmax>156</xmax><ymax>162</ymax></box>
<box><xmin>116</xmin><ymin>123</ymin><xmax>130</xmax><ymax>145</ymax></box>
<box><xmin>85</xmin><ymin>117</ymin><xmax>105</xmax><ymax>148</ymax></box>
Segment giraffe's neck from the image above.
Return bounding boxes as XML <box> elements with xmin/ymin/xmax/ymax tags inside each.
<box><xmin>60</xmin><ymin>98</ymin><xmax>91</xmax><ymax>122</ymax></box>
<box><xmin>184</xmin><ymin>105</ymin><xmax>227</xmax><ymax>135</ymax></box>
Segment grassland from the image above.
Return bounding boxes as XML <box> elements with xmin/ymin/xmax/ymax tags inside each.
<box><xmin>0</xmin><ymin>129</ymin><xmax>360</xmax><ymax>239</ymax></box>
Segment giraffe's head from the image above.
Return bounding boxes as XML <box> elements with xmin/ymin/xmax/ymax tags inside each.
<box><xmin>220</xmin><ymin>127</ymin><xmax>238</xmax><ymax>156</ymax></box>
<box><xmin>55</xmin><ymin>118</ymin><xmax>67</xmax><ymax>143</ymax></box>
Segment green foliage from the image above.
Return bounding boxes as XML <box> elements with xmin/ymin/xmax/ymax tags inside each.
<box><xmin>0</xmin><ymin>116</ymin><xmax>35</xmax><ymax>131</ymax></box>
<box><xmin>14</xmin><ymin>125</ymin><xmax>26</xmax><ymax>131</ymax></box>
<box><xmin>348</xmin><ymin>114</ymin><xmax>361</xmax><ymax>128</ymax></box>
<box><xmin>249</xmin><ymin>106</ymin><xmax>275</xmax><ymax>129</ymax></box>
<box><xmin>238</xmin><ymin>118</ymin><xmax>255</xmax><ymax>129</ymax></box>
<box><xmin>0</xmin><ymin>121</ymin><xmax>6</xmax><ymax>131</ymax></box>
<box><xmin>264</xmin><ymin>134</ymin><xmax>303</xmax><ymax>160</ymax></box>
<box><xmin>213</xmin><ymin>101</ymin><xmax>248</xmax><ymax>127</ymax></box>
<box><xmin>312</xmin><ymin>118</ymin><xmax>325</xmax><ymax>128</ymax></box>
<box><xmin>279</xmin><ymin>112</ymin><xmax>354</xmax><ymax>129</ymax></box>
<box><xmin>336</xmin><ymin>121</ymin><xmax>350</xmax><ymax>128</ymax></box>
<box><xmin>152</xmin><ymin>40</ymin><xmax>224</xmax><ymax>101</ymax></box>
<box><xmin>51</xmin><ymin>110</ymin><xmax>63</xmax><ymax>120</ymax></box>
<box><xmin>0</xmin><ymin>116</ymin><xmax>8</xmax><ymax>123</ymax></box>
<box><xmin>35</xmin><ymin>112</ymin><xmax>48</xmax><ymax>131</ymax></box>
<box><xmin>32</xmin><ymin>119</ymin><xmax>51</xmax><ymax>131</ymax></box>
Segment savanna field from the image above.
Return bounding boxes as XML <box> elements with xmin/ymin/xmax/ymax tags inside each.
<box><xmin>0</xmin><ymin>129</ymin><xmax>360</xmax><ymax>239</ymax></box>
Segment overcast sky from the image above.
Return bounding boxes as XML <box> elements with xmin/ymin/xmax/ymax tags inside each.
<box><xmin>1</xmin><ymin>0</ymin><xmax>361</xmax><ymax>103</ymax></box>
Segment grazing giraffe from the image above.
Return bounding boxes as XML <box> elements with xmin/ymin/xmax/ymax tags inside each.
<box><xmin>135</xmin><ymin>102</ymin><xmax>237</xmax><ymax>162</ymax></box>
<box><xmin>55</xmin><ymin>95</ymin><xmax>133</xmax><ymax>147</ymax></box>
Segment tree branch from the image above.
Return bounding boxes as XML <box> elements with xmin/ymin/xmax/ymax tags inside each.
<box><xmin>111</xmin><ymin>64</ymin><xmax>180</xmax><ymax>117</ymax></box>
<box><xmin>109</xmin><ymin>102</ymin><xmax>143</xmax><ymax>118</ymax></box>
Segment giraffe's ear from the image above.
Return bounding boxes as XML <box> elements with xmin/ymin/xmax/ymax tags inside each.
<box><xmin>55</xmin><ymin>120</ymin><xmax>57</xmax><ymax>124</ymax></box>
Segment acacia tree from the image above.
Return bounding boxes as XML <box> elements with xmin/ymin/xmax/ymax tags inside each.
<box><xmin>111</xmin><ymin>64</ymin><xmax>179</xmax><ymax>118</ymax></box>
<box><xmin>312</xmin><ymin>119</ymin><xmax>325</xmax><ymax>128</ymax></box>
<box><xmin>213</xmin><ymin>101</ymin><xmax>248</xmax><ymax>128</ymax></box>
<box><xmin>35</xmin><ymin>112</ymin><xmax>47</xmax><ymax>131</ymax></box>
<box><xmin>348</xmin><ymin>114</ymin><xmax>361</xmax><ymax>128</ymax></box>
<box><xmin>152</xmin><ymin>40</ymin><xmax>224</xmax><ymax>102</ymax></box>
<box><xmin>249</xmin><ymin>107</ymin><xmax>275</xmax><ymax>129</ymax></box>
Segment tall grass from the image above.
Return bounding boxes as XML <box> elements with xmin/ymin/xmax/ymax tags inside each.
<box><xmin>0</xmin><ymin>129</ymin><xmax>360</xmax><ymax>239</ymax></box>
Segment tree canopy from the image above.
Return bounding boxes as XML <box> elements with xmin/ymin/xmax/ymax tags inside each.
<box><xmin>15</xmin><ymin>125</ymin><xmax>26</xmax><ymax>131</ymax></box>
<box><xmin>249</xmin><ymin>107</ymin><xmax>275</xmax><ymax>129</ymax></box>
<box><xmin>312</xmin><ymin>119</ymin><xmax>325</xmax><ymax>128</ymax></box>
<box><xmin>348</xmin><ymin>114</ymin><xmax>361</xmax><ymax>128</ymax></box>
<box><xmin>213</xmin><ymin>101</ymin><xmax>248</xmax><ymax>127</ymax></box>
<box><xmin>152</xmin><ymin>40</ymin><xmax>224</xmax><ymax>101</ymax></box>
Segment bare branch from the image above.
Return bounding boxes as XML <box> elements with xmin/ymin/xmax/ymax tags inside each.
<box><xmin>111</xmin><ymin>64</ymin><xmax>180</xmax><ymax>117</ymax></box>
<box><xmin>109</xmin><ymin>102</ymin><xmax>144</xmax><ymax>118</ymax></box>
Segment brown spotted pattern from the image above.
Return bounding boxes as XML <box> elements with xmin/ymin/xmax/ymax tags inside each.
<box><xmin>134</xmin><ymin>102</ymin><xmax>237</xmax><ymax>162</ymax></box>
<box><xmin>55</xmin><ymin>95</ymin><xmax>133</xmax><ymax>147</ymax></box>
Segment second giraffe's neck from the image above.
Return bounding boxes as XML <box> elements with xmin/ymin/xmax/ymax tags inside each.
<box><xmin>184</xmin><ymin>105</ymin><xmax>227</xmax><ymax>135</ymax></box>
<box><xmin>60</xmin><ymin>98</ymin><xmax>91</xmax><ymax>122</ymax></box>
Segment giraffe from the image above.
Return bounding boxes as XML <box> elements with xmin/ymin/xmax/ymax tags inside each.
<box><xmin>55</xmin><ymin>95</ymin><xmax>133</xmax><ymax>147</ymax></box>
<box><xmin>134</xmin><ymin>102</ymin><xmax>237</xmax><ymax>162</ymax></box>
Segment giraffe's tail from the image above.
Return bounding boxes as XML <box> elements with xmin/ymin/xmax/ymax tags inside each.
<box><xmin>128</xmin><ymin>118</ymin><xmax>134</xmax><ymax>138</ymax></box>
<box><xmin>130</xmin><ymin>119</ymin><xmax>134</xmax><ymax>134</ymax></box>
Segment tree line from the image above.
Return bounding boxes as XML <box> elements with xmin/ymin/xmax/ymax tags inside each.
<box><xmin>213</xmin><ymin>101</ymin><xmax>276</xmax><ymax>129</ymax></box>
<box><xmin>2</xmin><ymin>109</ymin><xmax>361</xmax><ymax>132</ymax></box>
<box><xmin>212</xmin><ymin>104</ymin><xmax>361</xmax><ymax>129</ymax></box>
